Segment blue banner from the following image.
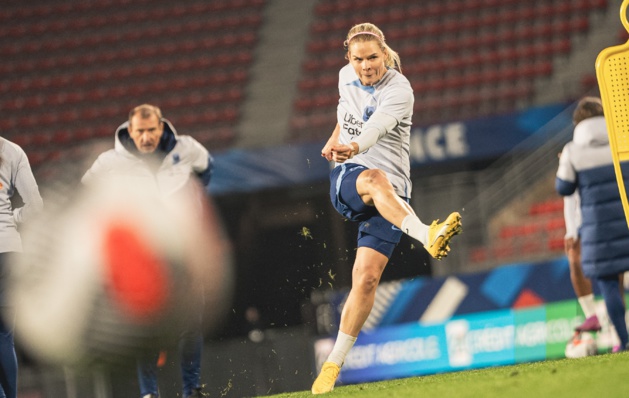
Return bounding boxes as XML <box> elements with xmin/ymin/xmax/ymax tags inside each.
<box><xmin>445</xmin><ymin>311</ymin><xmax>515</xmax><ymax>370</ymax></box>
<box><xmin>335</xmin><ymin>309</ymin><xmax>517</xmax><ymax>384</ymax></box>
<box><xmin>409</xmin><ymin>103</ymin><xmax>571</xmax><ymax>164</ymax></box>
<box><xmin>338</xmin><ymin>322</ymin><xmax>449</xmax><ymax>383</ymax></box>
<box><xmin>210</xmin><ymin>103</ymin><xmax>571</xmax><ymax>195</ymax></box>
<box><xmin>314</xmin><ymin>302</ymin><xmax>617</xmax><ymax>385</ymax></box>
<box><xmin>324</xmin><ymin>257</ymin><xmax>581</xmax><ymax>334</ymax></box>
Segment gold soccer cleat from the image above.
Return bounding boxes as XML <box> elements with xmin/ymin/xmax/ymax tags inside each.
<box><xmin>424</xmin><ymin>212</ymin><xmax>462</xmax><ymax>260</ymax></box>
<box><xmin>311</xmin><ymin>361</ymin><xmax>341</xmax><ymax>394</ymax></box>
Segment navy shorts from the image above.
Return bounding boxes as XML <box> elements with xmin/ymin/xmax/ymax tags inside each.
<box><xmin>329</xmin><ymin>164</ymin><xmax>405</xmax><ymax>258</ymax></box>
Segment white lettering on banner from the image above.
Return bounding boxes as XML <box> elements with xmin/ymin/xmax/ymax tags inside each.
<box><xmin>425</xmin><ymin>126</ymin><xmax>445</xmax><ymax>160</ymax></box>
<box><xmin>343</xmin><ymin>336</ymin><xmax>442</xmax><ymax>369</ymax></box>
<box><xmin>410</xmin><ymin>123</ymin><xmax>469</xmax><ymax>163</ymax></box>
<box><xmin>515</xmin><ymin>321</ymin><xmax>547</xmax><ymax>347</ymax></box>
<box><xmin>545</xmin><ymin>318</ymin><xmax>580</xmax><ymax>344</ymax></box>
<box><xmin>468</xmin><ymin>325</ymin><xmax>514</xmax><ymax>353</ymax></box>
<box><xmin>410</xmin><ymin>132</ymin><xmax>426</xmax><ymax>161</ymax></box>
<box><xmin>515</xmin><ymin>317</ymin><xmax>582</xmax><ymax>347</ymax></box>
<box><xmin>445</xmin><ymin>123</ymin><xmax>469</xmax><ymax>157</ymax></box>
<box><xmin>343</xmin><ymin>344</ymin><xmax>376</xmax><ymax>370</ymax></box>
<box><xmin>375</xmin><ymin>336</ymin><xmax>441</xmax><ymax>365</ymax></box>
<box><xmin>341</xmin><ymin>315</ymin><xmax>587</xmax><ymax>372</ymax></box>
<box><xmin>446</xmin><ymin>320</ymin><xmax>513</xmax><ymax>367</ymax></box>
<box><xmin>446</xmin><ymin>320</ymin><xmax>472</xmax><ymax>367</ymax></box>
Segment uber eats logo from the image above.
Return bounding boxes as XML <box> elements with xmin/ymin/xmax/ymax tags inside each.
<box><xmin>343</xmin><ymin>112</ymin><xmax>363</xmax><ymax>136</ymax></box>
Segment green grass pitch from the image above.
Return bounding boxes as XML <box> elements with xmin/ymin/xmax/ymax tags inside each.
<box><xmin>265</xmin><ymin>352</ymin><xmax>629</xmax><ymax>397</ymax></box>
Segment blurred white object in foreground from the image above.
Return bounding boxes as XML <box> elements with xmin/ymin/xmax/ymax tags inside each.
<box><xmin>8</xmin><ymin>175</ymin><xmax>232</xmax><ymax>368</ymax></box>
<box><xmin>565</xmin><ymin>332</ymin><xmax>597</xmax><ymax>358</ymax></box>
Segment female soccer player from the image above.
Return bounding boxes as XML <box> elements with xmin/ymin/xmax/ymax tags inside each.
<box><xmin>312</xmin><ymin>22</ymin><xmax>462</xmax><ymax>394</ymax></box>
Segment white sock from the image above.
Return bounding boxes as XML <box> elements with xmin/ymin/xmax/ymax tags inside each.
<box><xmin>326</xmin><ymin>331</ymin><xmax>357</xmax><ymax>367</ymax></box>
<box><xmin>401</xmin><ymin>215</ymin><xmax>430</xmax><ymax>244</ymax></box>
<box><xmin>578</xmin><ymin>293</ymin><xmax>597</xmax><ymax>318</ymax></box>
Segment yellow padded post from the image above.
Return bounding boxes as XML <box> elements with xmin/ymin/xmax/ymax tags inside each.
<box><xmin>595</xmin><ymin>0</ymin><xmax>629</xmax><ymax>228</ymax></box>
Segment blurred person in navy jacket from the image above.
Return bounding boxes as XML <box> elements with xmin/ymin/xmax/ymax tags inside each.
<box><xmin>556</xmin><ymin>96</ymin><xmax>629</xmax><ymax>352</ymax></box>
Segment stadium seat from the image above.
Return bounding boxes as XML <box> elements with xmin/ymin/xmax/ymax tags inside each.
<box><xmin>546</xmin><ymin>217</ymin><xmax>566</xmax><ymax>232</ymax></box>
<box><xmin>0</xmin><ymin>0</ymin><xmax>266</xmax><ymax>160</ymax></box>
<box><xmin>469</xmin><ymin>247</ymin><xmax>487</xmax><ymax>263</ymax></box>
<box><xmin>295</xmin><ymin>0</ymin><xmax>602</xmax><ymax>137</ymax></box>
<box><xmin>493</xmin><ymin>243</ymin><xmax>515</xmax><ymax>260</ymax></box>
<box><xmin>581</xmin><ymin>73</ymin><xmax>598</xmax><ymax>90</ymax></box>
<box><xmin>529</xmin><ymin>198</ymin><xmax>564</xmax><ymax>215</ymax></box>
<box><xmin>547</xmin><ymin>237</ymin><xmax>565</xmax><ymax>251</ymax></box>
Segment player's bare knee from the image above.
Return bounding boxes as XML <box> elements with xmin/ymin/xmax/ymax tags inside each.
<box><xmin>356</xmin><ymin>271</ymin><xmax>380</xmax><ymax>293</ymax></box>
<box><xmin>360</xmin><ymin>169</ymin><xmax>390</xmax><ymax>190</ymax></box>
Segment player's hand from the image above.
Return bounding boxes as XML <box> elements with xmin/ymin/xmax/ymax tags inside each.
<box><xmin>330</xmin><ymin>144</ymin><xmax>354</xmax><ymax>163</ymax></box>
<box><xmin>564</xmin><ymin>237</ymin><xmax>580</xmax><ymax>255</ymax></box>
<box><xmin>564</xmin><ymin>237</ymin><xmax>574</xmax><ymax>254</ymax></box>
<box><xmin>321</xmin><ymin>141</ymin><xmax>336</xmax><ymax>161</ymax></box>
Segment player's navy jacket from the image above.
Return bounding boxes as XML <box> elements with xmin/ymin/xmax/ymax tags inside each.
<box><xmin>556</xmin><ymin>116</ymin><xmax>629</xmax><ymax>278</ymax></box>
<box><xmin>82</xmin><ymin>119</ymin><xmax>213</xmax><ymax>195</ymax></box>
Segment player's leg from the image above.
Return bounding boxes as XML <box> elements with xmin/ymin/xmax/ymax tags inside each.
<box><xmin>0</xmin><ymin>314</ymin><xmax>16</xmax><ymax>398</ymax></box>
<box><xmin>0</xmin><ymin>254</ymin><xmax>17</xmax><ymax>398</ymax></box>
<box><xmin>312</xmin><ymin>247</ymin><xmax>388</xmax><ymax>394</ymax></box>
<box><xmin>313</xmin><ymin>183</ymin><xmax>399</xmax><ymax>395</ymax></box>
<box><xmin>339</xmin><ymin>247</ymin><xmax>388</xmax><ymax>336</ymax></box>
<box><xmin>567</xmin><ymin>240</ymin><xmax>600</xmax><ymax>331</ymax></box>
<box><xmin>179</xmin><ymin>329</ymin><xmax>203</xmax><ymax>398</ymax></box>
<box><xmin>137</xmin><ymin>352</ymin><xmax>160</xmax><ymax>398</ymax></box>
<box><xmin>355</xmin><ymin>168</ymin><xmax>417</xmax><ymax>232</ymax></box>
<box><xmin>568</xmin><ymin>239</ymin><xmax>591</xmax><ymax>298</ymax></box>
<box><xmin>613</xmin><ymin>272</ymin><xmax>627</xmax><ymax>352</ymax></box>
<box><xmin>355</xmin><ymin>168</ymin><xmax>461</xmax><ymax>259</ymax></box>
<box><xmin>596</xmin><ymin>274</ymin><xmax>628</xmax><ymax>350</ymax></box>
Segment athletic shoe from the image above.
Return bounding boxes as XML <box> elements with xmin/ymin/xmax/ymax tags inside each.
<box><xmin>311</xmin><ymin>361</ymin><xmax>341</xmax><ymax>394</ymax></box>
<box><xmin>612</xmin><ymin>345</ymin><xmax>622</xmax><ymax>353</ymax></box>
<box><xmin>574</xmin><ymin>315</ymin><xmax>601</xmax><ymax>332</ymax></box>
<box><xmin>424</xmin><ymin>212</ymin><xmax>462</xmax><ymax>260</ymax></box>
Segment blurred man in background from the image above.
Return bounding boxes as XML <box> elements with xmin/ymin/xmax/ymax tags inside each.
<box><xmin>82</xmin><ymin>104</ymin><xmax>214</xmax><ymax>398</ymax></box>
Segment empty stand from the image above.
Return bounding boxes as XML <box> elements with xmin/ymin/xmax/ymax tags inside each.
<box><xmin>0</xmin><ymin>0</ymin><xmax>265</xmax><ymax>169</ymax></box>
<box><xmin>469</xmin><ymin>196</ymin><xmax>568</xmax><ymax>267</ymax></box>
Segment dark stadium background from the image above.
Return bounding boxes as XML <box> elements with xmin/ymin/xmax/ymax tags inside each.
<box><xmin>0</xmin><ymin>0</ymin><xmax>621</xmax><ymax>396</ymax></box>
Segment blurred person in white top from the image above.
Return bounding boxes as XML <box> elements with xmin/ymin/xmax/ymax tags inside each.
<box><xmin>0</xmin><ymin>137</ymin><xmax>43</xmax><ymax>398</ymax></box>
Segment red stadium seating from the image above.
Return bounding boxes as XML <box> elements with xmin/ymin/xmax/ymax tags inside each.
<box><xmin>289</xmin><ymin>0</ymin><xmax>607</xmax><ymax>143</ymax></box>
<box><xmin>529</xmin><ymin>198</ymin><xmax>564</xmax><ymax>215</ymax></box>
<box><xmin>0</xmin><ymin>0</ymin><xmax>265</xmax><ymax>166</ymax></box>
<box><xmin>469</xmin><ymin>194</ymin><xmax>572</xmax><ymax>266</ymax></box>
<box><xmin>0</xmin><ymin>0</ymin><xmax>615</xmax><ymax>167</ymax></box>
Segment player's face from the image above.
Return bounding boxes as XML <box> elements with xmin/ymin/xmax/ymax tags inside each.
<box><xmin>129</xmin><ymin>114</ymin><xmax>164</xmax><ymax>154</ymax></box>
<box><xmin>348</xmin><ymin>40</ymin><xmax>387</xmax><ymax>86</ymax></box>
